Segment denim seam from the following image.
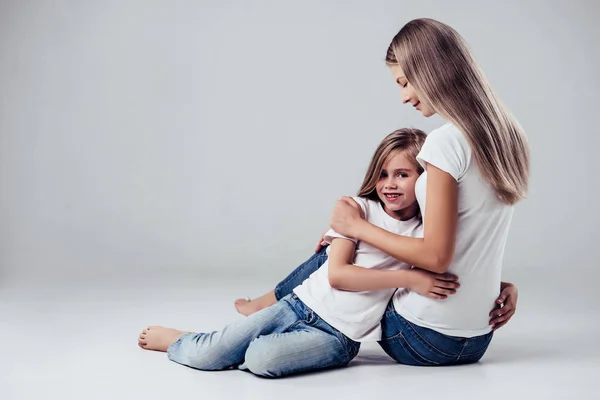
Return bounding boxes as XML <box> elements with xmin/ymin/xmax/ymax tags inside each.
<box><xmin>283</xmin><ymin>321</ymin><xmax>358</xmax><ymax>367</ymax></box>
<box><xmin>339</xmin><ymin>334</ymin><xmax>360</xmax><ymax>361</ymax></box>
<box><xmin>275</xmin><ymin>267</ymin><xmax>307</xmax><ymax>299</ymax></box>
<box><xmin>404</xmin><ymin>320</ymin><xmax>456</xmax><ymax>359</ymax></box>
<box><xmin>458</xmin><ymin>334</ymin><xmax>492</xmax><ymax>359</ymax></box>
<box><xmin>316</xmin><ymin>316</ymin><xmax>359</xmax><ymax>361</ymax></box>
<box><xmin>398</xmin><ymin>333</ymin><xmax>441</xmax><ymax>365</ymax></box>
<box><xmin>456</xmin><ymin>341</ymin><xmax>470</xmax><ymax>359</ymax></box>
<box><xmin>458</xmin><ymin>346</ymin><xmax>487</xmax><ymax>360</ymax></box>
<box><xmin>393</xmin><ymin>333</ymin><xmax>429</xmax><ymax>366</ymax></box>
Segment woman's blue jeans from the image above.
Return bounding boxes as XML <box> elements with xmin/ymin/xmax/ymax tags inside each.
<box><xmin>274</xmin><ymin>247</ymin><xmax>493</xmax><ymax>366</ymax></box>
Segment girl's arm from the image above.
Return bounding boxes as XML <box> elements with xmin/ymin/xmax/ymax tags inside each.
<box><xmin>490</xmin><ymin>282</ymin><xmax>518</xmax><ymax>330</ymax></box>
<box><xmin>327</xmin><ymin>237</ymin><xmax>459</xmax><ymax>300</ymax></box>
<box><xmin>333</xmin><ymin>164</ymin><xmax>457</xmax><ymax>274</ymax></box>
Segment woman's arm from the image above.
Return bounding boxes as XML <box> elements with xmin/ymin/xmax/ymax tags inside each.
<box><xmin>331</xmin><ymin>164</ymin><xmax>457</xmax><ymax>274</ymax></box>
<box><xmin>327</xmin><ymin>238</ymin><xmax>460</xmax><ymax>299</ymax></box>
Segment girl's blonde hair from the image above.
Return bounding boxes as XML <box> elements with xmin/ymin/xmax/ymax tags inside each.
<box><xmin>357</xmin><ymin>128</ymin><xmax>426</xmax><ymax>202</ymax></box>
<box><xmin>386</xmin><ymin>18</ymin><xmax>530</xmax><ymax>205</ymax></box>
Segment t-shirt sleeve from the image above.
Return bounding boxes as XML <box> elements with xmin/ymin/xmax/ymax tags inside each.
<box><xmin>323</xmin><ymin>197</ymin><xmax>369</xmax><ymax>245</ymax></box>
<box><xmin>417</xmin><ymin>124</ymin><xmax>468</xmax><ymax>181</ymax></box>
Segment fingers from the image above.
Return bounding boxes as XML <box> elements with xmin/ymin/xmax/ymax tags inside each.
<box><xmin>439</xmin><ymin>273</ymin><xmax>459</xmax><ymax>281</ymax></box>
<box><xmin>490</xmin><ymin>309</ymin><xmax>515</xmax><ymax>327</ymax></box>
<box><xmin>496</xmin><ymin>294</ymin><xmax>507</xmax><ymax>305</ymax></box>
<box><xmin>490</xmin><ymin>310</ymin><xmax>515</xmax><ymax>330</ymax></box>
<box><xmin>489</xmin><ymin>303</ymin><xmax>515</xmax><ymax>317</ymax></box>
<box><xmin>426</xmin><ymin>292</ymin><xmax>448</xmax><ymax>300</ymax></box>
<box><xmin>341</xmin><ymin>196</ymin><xmax>357</xmax><ymax>206</ymax></box>
<box><xmin>314</xmin><ymin>241</ymin><xmax>328</xmax><ymax>252</ymax></box>
<box><xmin>340</xmin><ymin>197</ymin><xmax>364</xmax><ymax>217</ymax></box>
<box><xmin>315</xmin><ymin>230</ymin><xmax>329</xmax><ymax>252</ymax></box>
<box><xmin>315</xmin><ymin>241</ymin><xmax>323</xmax><ymax>252</ymax></box>
<box><xmin>492</xmin><ymin>320</ymin><xmax>509</xmax><ymax>331</ymax></box>
<box><xmin>496</xmin><ymin>286</ymin><xmax>517</xmax><ymax>306</ymax></box>
<box><xmin>432</xmin><ymin>287</ymin><xmax>457</xmax><ymax>296</ymax></box>
<box><xmin>434</xmin><ymin>280</ymin><xmax>460</xmax><ymax>290</ymax></box>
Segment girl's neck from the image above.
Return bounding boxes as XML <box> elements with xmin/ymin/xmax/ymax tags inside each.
<box><xmin>384</xmin><ymin>202</ymin><xmax>420</xmax><ymax>221</ymax></box>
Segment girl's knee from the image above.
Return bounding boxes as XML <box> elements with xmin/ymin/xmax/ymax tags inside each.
<box><xmin>167</xmin><ymin>337</ymin><xmax>232</xmax><ymax>371</ymax></box>
<box><xmin>243</xmin><ymin>338</ymin><xmax>283</xmax><ymax>378</ymax></box>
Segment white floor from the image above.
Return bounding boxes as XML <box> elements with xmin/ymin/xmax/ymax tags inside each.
<box><xmin>2</xmin><ymin>272</ymin><xmax>598</xmax><ymax>400</ymax></box>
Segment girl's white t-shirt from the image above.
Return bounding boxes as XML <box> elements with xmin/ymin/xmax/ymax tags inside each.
<box><xmin>293</xmin><ymin>197</ymin><xmax>422</xmax><ymax>342</ymax></box>
<box><xmin>393</xmin><ymin>123</ymin><xmax>514</xmax><ymax>338</ymax></box>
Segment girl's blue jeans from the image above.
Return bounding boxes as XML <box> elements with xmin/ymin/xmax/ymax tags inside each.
<box><xmin>167</xmin><ymin>291</ymin><xmax>360</xmax><ymax>378</ymax></box>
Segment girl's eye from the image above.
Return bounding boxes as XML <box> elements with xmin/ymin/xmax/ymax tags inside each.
<box><xmin>398</xmin><ymin>173</ymin><xmax>408</xmax><ymax>178</ymax></box>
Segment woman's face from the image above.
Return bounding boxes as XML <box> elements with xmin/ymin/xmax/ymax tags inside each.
<box><xmin>389</xmin><ymin>65</ymin><xmax>436</xmax><ymax>118</ymax></box>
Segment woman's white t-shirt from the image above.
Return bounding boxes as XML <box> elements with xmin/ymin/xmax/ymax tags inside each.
<box><xmin>294</xmin><ymin>197</ymin><xmax>422</xmax><ymax>342</ymax></box>
<box><xmin>393</xmin><ymin>123</ymin><xmax>514</xmax><ymax>338</ymax></box>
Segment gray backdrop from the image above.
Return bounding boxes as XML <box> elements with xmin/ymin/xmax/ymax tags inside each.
<box><xmin>1</xmin><ymin>0</ymin><xmax>598</xmax><ymax>286</ymax></box>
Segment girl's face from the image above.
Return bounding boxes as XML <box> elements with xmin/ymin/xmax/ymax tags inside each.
<box><xmin>376</xmin><ymin>151</ymin><xmax>420</xmax><ymax>220</ymax></box>
<box><xmin>389</xmin><ymin>65</ymin><xmax>436</xmax><ymax>118</ymax></box>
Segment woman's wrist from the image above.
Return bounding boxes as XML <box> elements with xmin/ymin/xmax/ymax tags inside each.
<box><xmin>353</xmin><ymin>218</ymin><xmax>371</xmax><ymax>241</ymax></box>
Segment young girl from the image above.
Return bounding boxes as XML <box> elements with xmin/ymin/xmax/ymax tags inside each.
<box><xmin>138</xmin><ymin>128</ymin><xmax>460</xmax><ymax>377</ymax></box>
<box><xmin>237</xmin><ymin>17</ymin><xmax>527</xmax><ymax>366</ymax></box>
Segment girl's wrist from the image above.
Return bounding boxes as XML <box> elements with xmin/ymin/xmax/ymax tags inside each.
<box><xmin>399</xmin><ymin>269</ymin><xmax>416</xmax><ymax>290</ymax></box>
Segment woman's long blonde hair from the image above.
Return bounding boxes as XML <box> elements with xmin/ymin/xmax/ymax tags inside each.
<box><xmin>386</xmin><ymin>18</ymin><xmax>530</xmax><ymax>205</ymax></box>
<box><xmin>357</xmin><ymin>128</ymin><xmax>426</xmax><ymax>202</ymax></box>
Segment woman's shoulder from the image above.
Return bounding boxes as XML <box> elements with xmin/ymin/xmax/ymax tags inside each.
<box><xmin>428</xmin><ymin>123</ymin><xmax>465</xmax><ymax>142</ymax></box>
<box><xmin>426</xmin><ymin>123</ymin><xmax>471</xmax><ymax>155</ymax></box>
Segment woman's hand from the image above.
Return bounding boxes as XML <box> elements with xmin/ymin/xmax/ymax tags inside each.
<box><xmin>407</xmin><ymin>268</ymin><xmax>460</xmax><ymax>300</ymax></box>
<box><xmin>489</xmin><ymin>282</ymin><xmax>518</xmax><ymax>330</ymax></box>
<box><xmin>330</xmin><ymin>196</ymin><xmax>364</xmax><ymax>238</ymax></box>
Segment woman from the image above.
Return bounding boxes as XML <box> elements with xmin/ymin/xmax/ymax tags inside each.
<box><xmin>236</xmin><ymin>17</ymin><xmax>527</xmax><ymax>366</ymax></box>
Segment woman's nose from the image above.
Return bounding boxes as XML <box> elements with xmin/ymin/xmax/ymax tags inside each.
<box><xmin>402</xmin><ymin>89</ymin><xmax>411</xmax><ymax>104</ymax></box>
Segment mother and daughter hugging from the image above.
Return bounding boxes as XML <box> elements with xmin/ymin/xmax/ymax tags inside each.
<box><xmin>137</xmin><ymin>18</ymin><xmax>528</xmax><ymax>378</ymax></box>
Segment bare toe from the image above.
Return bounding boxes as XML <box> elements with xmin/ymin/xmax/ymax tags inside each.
<box><xmin>138</xmin><ymin>326</ymin><xmax>185</xmax><ymax>352</ymax></box>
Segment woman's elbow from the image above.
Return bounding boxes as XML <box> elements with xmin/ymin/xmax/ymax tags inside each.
<box><xmin>428</xmin><ymin>253</ymin><xmax>453</xmax><ymax>274</ymax></box>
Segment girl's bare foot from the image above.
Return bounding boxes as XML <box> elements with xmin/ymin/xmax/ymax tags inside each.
<box><xmin>138</xmin><ymin>326</ymin><xmax>188</xmax><ymax>352</ymax></box>
<box><xmin>234</xmin><ymin>290</ymin><xmax>277</xmax><ymax>316</ymax></box>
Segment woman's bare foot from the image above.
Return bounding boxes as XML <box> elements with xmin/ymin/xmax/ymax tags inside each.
<box><xmin>234</xmin><ymin>290</ymin><xmax>277</xmax><ymax>316</ymax></box>
<box><xmin>138</xmin><ymin>326</ymin><xmax>188</xmax><ymax>352</ymax></box>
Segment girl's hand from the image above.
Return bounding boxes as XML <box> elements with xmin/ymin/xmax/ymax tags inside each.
<box><xmin>330</xmin><ymin>196</ymin><xmax>364</xmax><ymax>238</ymax></box>
<box><xmin>489</xmin><ymin>283</ymin><xmax>518</xmax><ymax>330</ymax></box>
<box><xmin>314</xmin><ymin>230</ymin><xmax>329</xmax><ymax>252</ymax></box>
<box><xmin>407</xmin><ymin>268</ymin><xmax>460</xmax><ymax>300</ymax></box>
